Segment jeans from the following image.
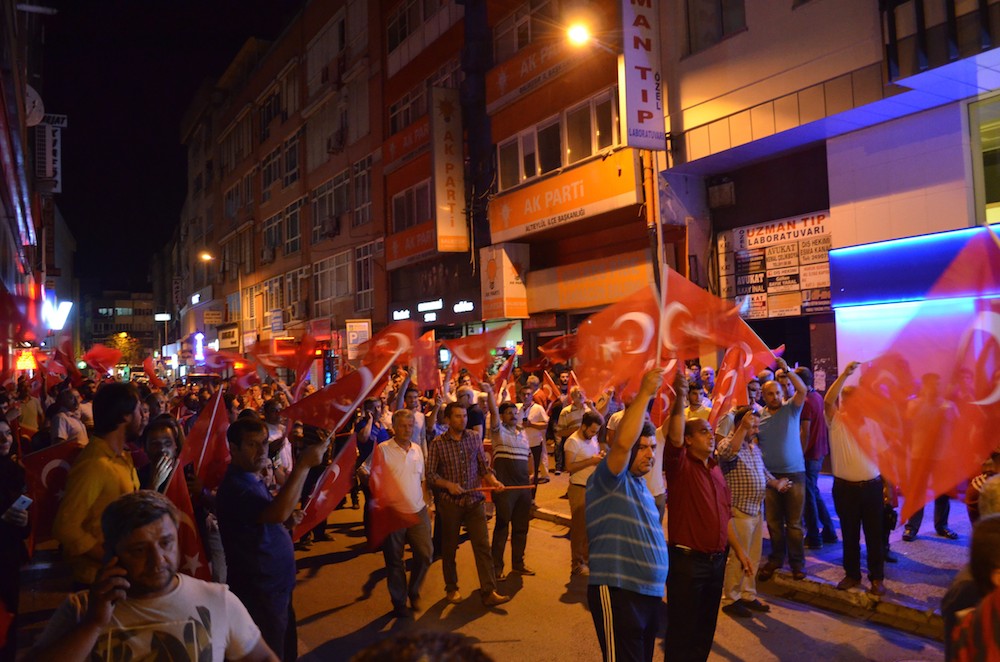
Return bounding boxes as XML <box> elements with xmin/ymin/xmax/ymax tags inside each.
<box><xmin>382</xmin><ymin>507</ymin><xmax>432</xmax><ymax>610</ymax></box>
<box><xmin>554</xmin><ymin>436</ymin><xmax>566</xmax><ymax>471</ymax></box>
<box><xmin>491</xmin><ymin>484</ymin><xmax>532</xmax><ymax>574</ymax></box>
<box><xmin>905</xmin><ymin>494</ymin><xmax>951</xmax><ymax>533</ymax></box>
<box><xmin>437</xmin><ymin>498</ymin><xmax>496</xmax><ymax>596</ymax></box>
<box><xmin>803</xmin><ymin>458</ymin><xmax>837</xmax><ymax>543</ymax></box>
<box><xmin>588</xmin><ymin>585</ymin><xmax>661</xmax><ymax>662</ymax></box>
<box><xmin>568</xmin><ymin>483</ymin><xmax>589</xmax><ymax>571</ymax></box>
<box><xmin>665</xmin><ymin>545</ymin><xmax>726</xmax><ymax>662</ymax></box>
<box><xmin>723</xmin><ymin>507</ymin><xmax>763</xmax><ymax>604</ymax></box>
<box><xmin>763</xmin><ymin>472</ymin><xmax>806</xmax><ymax>570</ymax></box>
<box><xmin>233</xmin><ymin>587</ymin><xmax>296</xmax><ymax>661</ymax></box>
<box><xmin>832</xmin><ymin>477</ymin><xmax>884</xmax><ymax>581</ymax></box>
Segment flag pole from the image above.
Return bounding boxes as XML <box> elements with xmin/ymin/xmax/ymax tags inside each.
<box><xmin>653</xmin><ymin>158</ymin><xmax>667</xmax><ymax>368</ymax></box>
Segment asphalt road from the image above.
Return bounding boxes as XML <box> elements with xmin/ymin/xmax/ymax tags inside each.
<box><xmin>294</xmin><ymin>506</ymin><xmax>944</xmax><ymax>661</ymax></box>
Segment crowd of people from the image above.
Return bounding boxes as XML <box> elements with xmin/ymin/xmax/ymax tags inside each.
<box><xmin>0</xmin><ymin>349</ymin><xmax>998</xmax><ymax>661</ymax></box>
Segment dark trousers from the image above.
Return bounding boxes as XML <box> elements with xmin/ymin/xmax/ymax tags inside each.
<box><xmin>763</xmin><ymin>471</ymin><xmax>806</xmax><ymax>570</ymax></box>
<box><xmin>437</xmin><ymin>498</ymin><xmax>496</xmax><ymax>596</ymax></box>
<box><xmin>587</xmin><ymin>584</ymin><xmax>661</xmax><ymax>662</ymax></box>
<box><xmin>665</xmin><ymin>545</ymin><xmax>726</xmax><ymax>662</ymax></box>
<box><xmin>530</xmin><ymin>444</ymin><xmax>543</xmax><ymax>497</ymax></box>
<box><xmin>803</xmin><ymin>458</ymin><xmax>837</xmax><ymax>544</ymax></box>
<box><xmin>905</xmin><ymin>494</ymin><xmax>951</xmax><ymax>532</ymax></box>
<box><xmin>234</xmin><ymin>586</ymin><xmax>296</xmax><ymax>661</ymax></box>
<box><xmin>382</xmin><ymin>507</ymin><xmax>433</xmax><ymax>610</ymax></box>
<box><xmin>554</xmin><ymin>437</ymin><xmax>566</xmax><ymax>471</ymax></box>
<box><xmin>832</xmin><ymin>477</ymin><xmax>885</xmax><ymax>581</ymax></box>
<box><xmin>491</xmin><ymin>484</ymin><xmax>532</xmax><ymax>574</ymax></box>
<box><xmin>0</xmin><ymin>545</ymin><xmax>19</xmax><ymax>662</ymax></box>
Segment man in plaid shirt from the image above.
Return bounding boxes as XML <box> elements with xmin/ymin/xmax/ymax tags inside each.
<box><xmin>426</xmin><ymin>402</ymin><xmax>511</xmax><ymax>608</ymax></box>
<box><xmin>716</xmin><ymin>406</ymin><xmax>792</xmax><ymax>618</ymax></box>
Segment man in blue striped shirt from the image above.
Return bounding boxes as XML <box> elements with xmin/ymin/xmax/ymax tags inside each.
<box><xmin>586</xmin><ymin>369</ymin><xmax>669</xmax><ymax>662</ymax></box>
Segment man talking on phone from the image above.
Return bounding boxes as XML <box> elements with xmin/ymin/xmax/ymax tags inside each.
<box><xmin>31</xmin><ymin>490</ymin><xmax>277</xmax><ymax>661</ymax></box>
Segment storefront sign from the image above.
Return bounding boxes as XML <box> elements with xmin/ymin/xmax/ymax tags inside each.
<box><xmin>489</xmin><ymin>149</ymin><xmax>641</xmax><ymax>243</ymax></box>
<box><xmin>431</xmin><ymin>87</ymin><xmax>469</xmax><ymax>253</ymax></box>
<box><xmin>481</xmin><ymin>243</ymin><xmax>529</xmax><ymax>320</ymax></box>
<box><xmin>203</xmin><ymin>310</ymin><xmax>223</xmax><ymax>326</ymax></box>
<box><xmin>486</xmin><ymin>40</ymin><xmax>577</xmax><ymax>114</ymax></box>
<box><xmin>384</xmin><ymin>115</ymin><xmax>430</xmax><ymax>169</ymax></box>
<box><xmin>720</xmin><ymin>210</ymin><xmax>832</xmax><ymax>319</ymax></box>
<box><xmin>345</xmin><ymin>319</ymin><xmax>371</xmax><ymax>360</ymax></box>
<box><xmin>269</xmin><ymin>309</ymin><xmax>284</xmax><ymax>333</ymax></box>
<box><xmin>527</xmin><ymin>250</ymin><xmax>653</xmax><ymax>313</ymax></box>
<box><xmin>619</xmin><ymin>0</ymin><xmax>665</xmax><ymax>150</ymax></box>
<box><xmin>218</xmin><ymin>326</ymin><xmax>239</xmax><ymax>350</ymax></box>
<box><xmin>386</xmin><ymin>220</ymin><xmax>437</xmax><ymax>270</ymax></box>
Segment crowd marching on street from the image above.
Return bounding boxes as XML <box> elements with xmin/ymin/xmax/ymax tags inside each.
<box><xmin>1</xmin><ymin>305</ymin><xmax>1000</xmax><ymax>662</ymax></box>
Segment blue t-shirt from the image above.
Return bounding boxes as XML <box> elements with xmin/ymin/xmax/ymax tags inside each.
<box><xmin>757</xmin><ymin>400</ymin><xmax>806</xmax><ymax>474</ymax></box>
<box><xmin>586</xmin><ymin>459</ymin><xmax>669</xmax><ymax>597</ymax></box>
<box><xmin>216</xmin><ymin>466</ymin><xmax>296</xmax><ymax>597</ymax></box>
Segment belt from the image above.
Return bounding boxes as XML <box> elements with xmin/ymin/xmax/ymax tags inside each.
<box><xmin>669</xmin><ymin>544</ymin><xmax>727</xmax><ymax>561</ymax></box>
<box><xmin>834</xmin><ymin>476</ymin><xmax>882</xmax><ymax>487</ymax></box>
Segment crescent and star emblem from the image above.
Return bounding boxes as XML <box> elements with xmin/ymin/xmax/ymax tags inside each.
<box><xmin>41</xmin><ymin>459</ymin><xmax>71</xmax><ymax>489</ymax></box>
<box><xmin>610</xmin><ymin>312</ymin><xmax>655</xmax><ymax>355</ymax></box>
<box><xmin>660</xmin><ymin>303</ymin><xmax>692</xmax><ymax>352</ymax></box>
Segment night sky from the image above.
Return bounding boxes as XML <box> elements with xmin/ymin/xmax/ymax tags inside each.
<box><xmin>42</xmin><ymin>0</ymin><xmax>304</xmax><ymax>294</ymax></box>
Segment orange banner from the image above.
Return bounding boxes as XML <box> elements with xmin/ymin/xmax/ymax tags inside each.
<box><xmin>488</xmin><ymin>149</ymin><xmax>642</xmax><ymax>243</ymax></box>
<box><xmin>384</xmin><ymin>115</ymin><xmax>430</xmax><ymax>169</ymax></box>
<box><xmin>386</xmin><ymin>221</ymin><xmax>437</xmax><ymax>270</ymax></box>
<box><xmin>486</xmin><ymin>40</ymin><xmax>578</xmax><ymax>113</ymax></box>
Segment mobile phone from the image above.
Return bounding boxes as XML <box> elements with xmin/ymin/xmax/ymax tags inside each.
<box><xmin>7</xmin><ymin>494</ymin><xmax>31</xmax><ymax>511</ymax></box>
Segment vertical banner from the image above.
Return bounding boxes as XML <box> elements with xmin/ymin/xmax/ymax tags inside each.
<box><xmin>619</xmin><ymin>0</ymin><xmax>665</xmax><ymax>150</ymax></box>
<box><xmin>480</xmin><ymin>243</ymin><xmax>530</xmax><ymax>320</ymax></box>
<box><xmin>430</xmin><ymin>87</ymin><xmax>469</xmax><ymax>252</ymax></box>
<box><xmin>345</xmin><ymin>319</ymin><xmax>371</xmax><ymax>361</ymax></box>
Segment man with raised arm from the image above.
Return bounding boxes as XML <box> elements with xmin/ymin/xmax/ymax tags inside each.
<box><xmin>586</xmin><ymin>369</ymin><xmax>669</xmax><ymax>662</ymax></box>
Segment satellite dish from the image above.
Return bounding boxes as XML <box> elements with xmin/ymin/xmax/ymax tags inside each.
<box><xmin>25</xmin><ymin>85</ymin><xmax>44</xmax><ymax>127</ymax></box>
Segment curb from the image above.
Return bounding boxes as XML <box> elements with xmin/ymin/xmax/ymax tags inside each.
<box><xmin>528</xmin><ymin>506</ymin><xmax>943</xmax><ymax>642</ymax></box>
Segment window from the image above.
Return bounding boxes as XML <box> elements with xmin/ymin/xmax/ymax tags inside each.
<box><xmin>387</xmin><ymin>0</ymin><xmax>442</xmax><ymax>52</ymax></box>
<box><xmin>283</xmin><ymin>134</ymin><xmax>300</xmax><ymax>186</ymax></box>
<box><xmin>220</xmin><ymin>114</ymin><xmax>253</xmax><ymax>176</ymax></box>
<box><xmin>224</xmin><ymin>184</ymin><xmax>241</xmax><ymax>220</ymax></box>
<box><xmin>493</xmin><ymin>0</ymin><xmax>557</xmax><ymax>64</ymax></box>
<box><xmin>391</xmin><ymin>180</ymin><xmax>432</xmax><ymax>233</ymax></box>
<box><xmin>285</xmin><ymin>199</ymin><xmax>304</xmax><ymax>254</ymax></box>
<box><xmin>353</xmin><ymin>156</ymin><xmax>372</xmax><ymax>226</ymax></box>
<box><xmin>313</xmin><ymin>250</ymin><xmax>352</xmax><ymax>316</ymax></box>
<box><xmin>263</xmin><ymin>213</ymin><xmax>283</xmax><ymax>251</ymax></box>
<box><xmin>306</xmin><ymin>13</ymin><xmax>346</xmax><ymax>95</ymax></box>
<box><xmin>282</xmin><ymin>69</ymin><xmax>299</xmax><ymax>118</ymax></box>
<box><xmin>242</xmin><ymin>171</ymin><xmax>255</xmax><ymax>210</ymax></box>
<box><xmin>226</xmin><ymin>292</ymin><xmax>240</xmax><ymax>323</ymax></box>
<box><xmin>496</xmin><ymin>88</ymin><xmax>619</xmax><ymax>191</ymax></box>
<box><xmin>687</xmin><ymin>0</ymin><xmax>746</xmax><ymax>53</ymax></box>
<box><xmin>284</xmin><ymin>266</ymin><xmax>310</xmax><ymax>316</ymax></box>
<box><xmin>262</xmin><ymin>147</ymin><xmax>282</xmax><ymax>192</ymax></box>
<box><xmin>389</xmin><ymin>86</ymin><xmax>427</xmax><ymax>135</ymax></box>
<box><xmin>264</xmin><ymin>276</ymin><xmax>284</xmax><ymax>312</ymax></box>
<box><xmin>354</xmin><ymin>240</ymin><xmax>381</xmax><ymax>311</ymax></box>
<box><xmin>970</xmin><ymin>96</ymin><xmax>1000</xmax><ymax>224</ymax></box>
<box><xmin>259</xmin><ymin>90</ymin><xmax>281</xmax><ymax>142</ymax></box>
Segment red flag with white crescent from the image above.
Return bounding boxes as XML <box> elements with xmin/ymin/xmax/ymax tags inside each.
<box><xmin>492</xmin><ymin>353</ymin><xmax>516</xmax><ymax>396</ymax></box>
<box><xmin>708</xmin><ymin>346</ymin><xmax>750</xmax><ymax>428</ymax></box>
<box><xmin>143</xmin><ymin>356</ymin><xmax>166</xmax><ymax>389</ymax></box>
<box><xmin>22</xmin><ymin>441</ymin><xmax>83</xmax><ymax>542</ymax></box>
<box><xmin>82</xmin><ymin>344</ymin><xmax>122</xmax><ymax>375</ymax></box>
<box><xmin>177</xmin><ymin>390</ymin><xmax>230</xmax><ymax>492</ymax></box>
<box><xmin>841</xmin><ymin>230</ymin><xmax>1000</xmax><ymax>524</ymax></box>
<box><xmin>163</xmin><ymin>462</ymin><xmax>211</xmax><ymax>581</ymax></box>
<box><xmin>442</xmin><ymin>323</ymin><xmax>514</xmax><ymax>380</ymax></box>
<box><xmin>292</xmin><ymin>435</ymin><xmax>358</xmax><ymax>542</ymax></box>
<box><xmin>366</xmin><ymin>442</ymin><xmax>421</xmax><ymax>551</ymax></box>
<box><xmin>538</xmin><ymin>333</ymin><xmax>578</xmax><ymax>364</ymax></box>
<box><xmin>414</xmin><ymin>330</ymin><xmax>439</xmax><ymax>391</ymax></box>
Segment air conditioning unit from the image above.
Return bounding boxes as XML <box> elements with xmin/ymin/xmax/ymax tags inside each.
<box><xmin>323</xmin><ymin>215</ymin><xmax>341</xmax><ymax>238</ymax></box>
<box><xmin>290</xmin><ymin>301</ymin><xmax>306</xmax><ymax>320</ymax></box>
<box><xmin>327</xmin><ymin>129</ymin><xmax>346</xmax><ymax>154</ymax></box>
<box><xmin>261</xmin><ymin>246</ymin><xmax>275</xmax><ymax>264</ymax></box>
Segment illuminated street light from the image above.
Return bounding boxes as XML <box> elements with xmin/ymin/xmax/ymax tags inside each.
<box><xmin>567</xmin><ymin>23</ymin><xmax>591</xmax><ymax>46</ymax></box>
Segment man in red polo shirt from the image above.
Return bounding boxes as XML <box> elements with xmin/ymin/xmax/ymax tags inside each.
<box><xmin>664</xmin><ymin>372</ymin><xmax>751</xmax><ymax>662</ymax></box>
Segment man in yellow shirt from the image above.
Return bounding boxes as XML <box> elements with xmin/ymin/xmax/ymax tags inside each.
<box><xmin>53</xmin><ymin>382</ymin><xmax>142</xmax><ymax>586</ymax></box>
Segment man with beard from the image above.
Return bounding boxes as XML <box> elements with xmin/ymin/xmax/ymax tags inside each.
<box><xmin>54</xmin><ymin>382</ymin><xmax>143</xmax><ymax>586</ymax></box>
<box><xmin>32</xmin><ymin>491</ymin><xmax>275</xmax><ymax>661</ymax></box>
<box><xmin>586</xmin><ymin>369</ymin><xmax>669</xmax><ymax>662</ymax></box>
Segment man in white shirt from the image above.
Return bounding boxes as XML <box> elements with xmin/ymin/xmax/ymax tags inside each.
<box><xmin>824</xmin><ymin>361</ymin><xmax>886</xmax><ymax>597</ymax></box>
<box><xmin>517</xmin><ymin>385</ymin><xmax>549</xmax><ymax>487</ymax></box>
<box><xmin>393</xmin><ymin>371</ymin><xmax>428</xmax><ymax>455</ymax></box>
<box><xmin>564</xmin><ymin>410</ymin><xmax>605</xmax><ymax>577</ymax></box>
<box><xmin>32</xmin><ymin>490</ymin><xmax>275</xmax><ymax>662</ymax></box>
<box><xmin>363</xmin><ymin>409</ymin><xmax>433</xmax><ymax>617</ymax></box>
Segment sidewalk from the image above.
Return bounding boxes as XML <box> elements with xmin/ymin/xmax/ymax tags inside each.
<box><xmin>531</xmin><ymin>471</ymin><xmax>967</xmax><ymax>641</ymax></box>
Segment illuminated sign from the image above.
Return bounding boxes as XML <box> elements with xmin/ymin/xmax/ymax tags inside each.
<box><xmin>154</xmin><ymin>313</ymin><xmax>172</xmax><ymax>322</ymax></box>
<box><xmin>453</xmin><ymin>300</ymin><xmax>475</xmax><ymax>313</ymax></box>
<box><xmin>41</xmin><ymin>297</ymin><xmax>72</xmax><ymax>331</ymax></box>
<box><xmin>191</xmin><ymin>293</ymin><xmax>201</xmax><ymax>305</ymax></box>
<box><xmin>194</xmin><ymin>332</ymin><xmax>205</xmax><ymax>361</ymax></box>
<box><xmin>619</xmin><ymin>0</ymin><xmax>665</xmax><ymax>150</ymax></box>
<box><xmin>392</xmin><ymin>309</ymin><xmax>411</xmax><ymax>321</ymax></box>
<box><xmin>424</xmin><ymin>312</ymin><xmax>437</xmax><ymax>322</ymax></box>
<box><xmin>15</xmin><ymin>351</ymin><xmax>37</xmax><ymax>371</ymax></box>
<box><xmin>417</xmin><ymin>299</ymin><xmax>443</xmax><ymax>312</ymax></box>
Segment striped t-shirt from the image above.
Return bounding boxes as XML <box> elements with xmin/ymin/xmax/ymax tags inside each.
<box><xmin>491</xmin><ymin>422</ymin><xmax>531</xmax><ymax>486</ymax></box>
<box><xmin>586</xmin><ymin>459</ymin><xmax>669</xmax><ymax>597</ymax></box>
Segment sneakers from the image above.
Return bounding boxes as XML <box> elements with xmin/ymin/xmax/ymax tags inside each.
<box><xmin>836</xmin><ymin>576</ymin><xmax>861</xmax><ymax>591</ymax></box>
<box><xmin>482</xmin><ymin>591</ymin><xmax>512</xmax><ymax>607</ymax></box>
<box><xmin>902</xmin><ymin>527</ymin><xmax>916</xmax><ymax>542</ymax></box>
<box><xmin>869</xmin><ymin>579</ymin><xmax>887</xmax><ymax>596</ymax></box>
<box><xmin>511</xmin><ymin>565</ymin><xmax>536</xmax><ymax>576</ymax></box>
<box><xmin>936</xmin><ymin>527</ymin><xmax>959</xmax><ymax>540</ymax></box>
<box><xmin>743</xmin><ymin>599</ymin><xmax>771</xmax><ymax>613</ymax></box>
<box><xmin>445</xmin><ymin>590</ymin><xmax>462</xmax><ymax>604</ymax></box>
<box><xmin>721</xmin><ymin>601</ymin><xmax>753</xmax><ymax>618</ymax></box>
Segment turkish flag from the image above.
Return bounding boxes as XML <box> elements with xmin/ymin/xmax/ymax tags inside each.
<box><xmin>414</xmin><ymin>330</ymin><xmax>439</xmax><ymax>391</ymax></box>
<box><xmin>22</xmin><ymin>441</ymin><xmax>83</xmax><ymax>542</ymax></box>
<box><xmin>283</xmin><ymin>342</ymin><xmax>406</xmax><ymax>433</ymax></box>
<box><xmin>0</xmin><ymin>596</ymin><xmax>11</xmax><ymax>649</ymax></box>
<box><xmin>247</xmin><ymin>344</ymin><xmax>283</xmax><ymax>383</ymax></box>
<box><xmin>538</xmin><ymin>333</ymin><xmax>578</xmax><ymax>364</ymax></box>
<box><xmin>178</xmin><ymin>390</ymin><xmax>231</xmax><ymax>492</ymax></box>
<box><xmin>293</xmin><ymin>435</ymin><xmax>358</xmax><ymax>542</ymax></box>
<box><xmin>358</xmin><ymin>321</ymin><xmax>419</xmax><ymax>364</ymax></box>
<box><xmin>519</xmin><ymin>355</ymin><xmax>550</xmax><ymax>373</ymax></box>
<box><xmin>536</xmin><ymin>370</ymin><xmax>564</xmax><ymax>410</ymax></box>
<box><xmin>163</xmin><ymin>461</ymin><xmax>212</xmax><ymax>581</ymax></box>
<box><xmin>442</xmin><ymin>323</ymin><xmax>514</xmax><ymax>379</ymax></box>
<box><xmin>708</xmin><ymin>346</ymin><xmax>751</xmax><ymax>428</ymax></box>
<box><xmin>54</xmin><ymin>333</ymin><xmax>83</xmax><ymax>386</ymax></box>
<box><xmin>291</xmin><ymin>334</ymin><xmax>318</xmax><ymax>400</ymax></box>
<box><xmin>648</xmin><ymin>360</ymin><xmax>681</xmax><ymax>428</ymax></box>
<box><xmin>82</xmin><ymin>344</ymin><xmax>122</xmax><ymax>374</ymax></box>
<box><xmin>575</xmin><ymin>285</ymin><xmax>660</xmax><ymax>399</ymax></box>
<box><xmin>492</xmin><ymin>354</ymin><xmax>516</xmax><ymax>396</ymax></box>
<box><xmin>143</xmin><ymin>356</ymin><xmax>166</xmax><ymax>389</ymax></box>
<box><xmin>841</xmin><ymin>229</ymin><xmax>1000</xmax><ymax>524</ymax></box>
<box><xmin>659</xmin><ymin>268</ymin><xmax>751</xmax><ymax>361</ymax></box>
<box><xmin>366</xmin><ymin>443</ymin><xmax>421</xmax><ymax>551</ymax></box>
